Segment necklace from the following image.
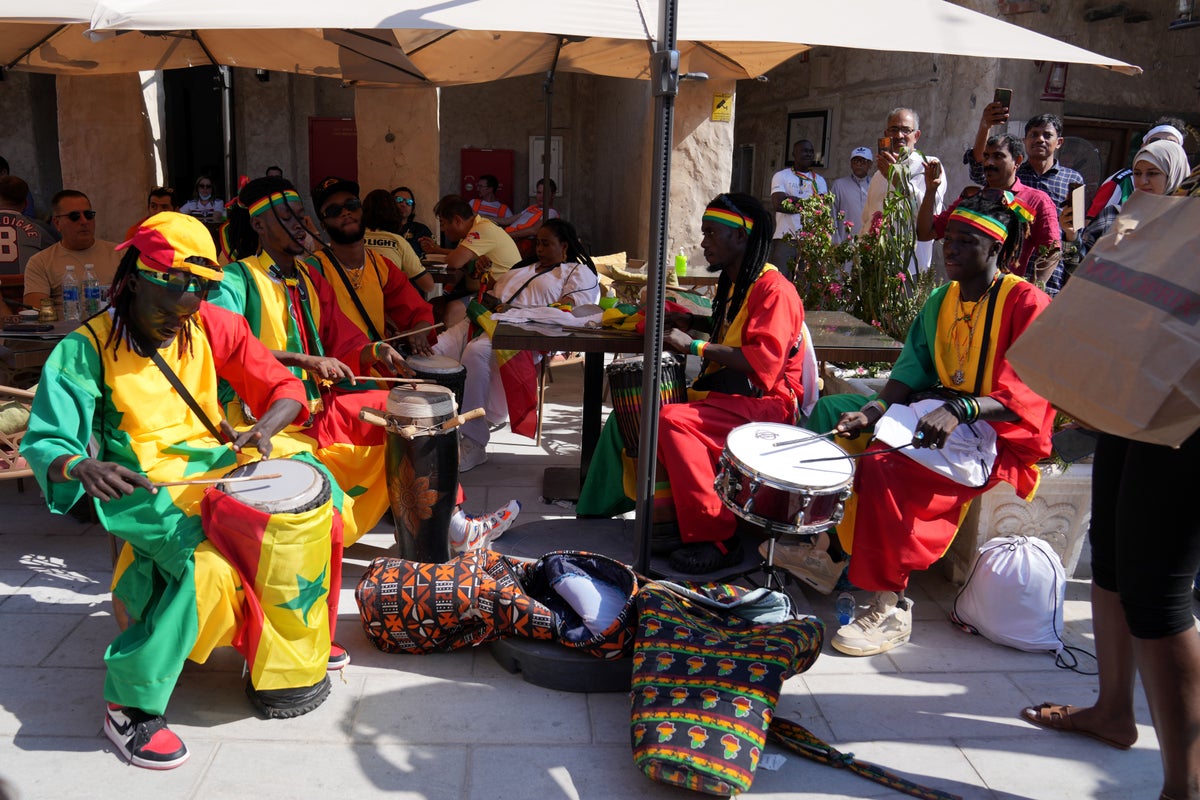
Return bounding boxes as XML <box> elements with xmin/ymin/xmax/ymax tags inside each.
<box><xmin>949</xmin><ymin>275</ymin><xmax>998</xmax><ymax>386</ymax></box>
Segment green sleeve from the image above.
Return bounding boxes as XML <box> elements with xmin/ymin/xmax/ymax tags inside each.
<box><xmin>208</xmin><ymin>260</ymin><xmax>249</xmax><ymax>315</ymax></box>
<box><xmin>888</xmin><ymin>283</ymin><xmax>949</xmax><ymax>391</ymax></box>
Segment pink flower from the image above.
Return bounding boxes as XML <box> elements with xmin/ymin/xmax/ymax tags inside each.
<box><xmin>896</xmin><ymin>272</ymin><xmax>906</xmax><ymax>283</ymax></box>
<box><xmin>829</xmin><ymin>282</ymin><xmax>842</xmax><ymax>297</ymax></box>
<box><xmin>844</xmin><ymin>221</ymin><xmax>854</xmax><ymax>230</ymax></box>
<box><xmin>868</xmin><ymin>211</ymin><xmax>884</xmax><ymax>236</ymax></box>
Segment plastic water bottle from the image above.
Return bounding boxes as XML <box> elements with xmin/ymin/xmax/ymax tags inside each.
<box><xmin>82</xmin><ymin>263</ymin><xmax>102</xmax><ymax>315</ymax></box>
<box><xmin>835</xmin><ymin>592</ymin><xmax>856</xmax><ymax>626</ymax></box>
<box><xmin>62</xmin><ymin>264</ymin><xmax>81</xmax><ymax>321</ymax></box>
<box><xmin>674</xmin><ymin>247</ymin><xmax>687</xmax><ymax>277</ymax></box>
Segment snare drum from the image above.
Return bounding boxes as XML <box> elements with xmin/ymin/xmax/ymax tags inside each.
<box><xmin>407</xmin><ymin>354</ymin><xmax>466</xmax><ymax>412</ymax></box>
<box><xmin>715</xmin><ymin>423</ymin><xmax>854</xmax><ymax>536</ymax></box>
<box><xmin>606</xmin><ymin>353</ymin><xmax>687</xmax><ymax>455</ymax></box>
<box><xmin>201</xmin><ymin>458</ymin><xmax>336</xmax><ymax>694</ymax></box>
<box><xmin>385</xmin><ymin>385</ymin><xmax>459</xmax><ymax>563</ymax></box>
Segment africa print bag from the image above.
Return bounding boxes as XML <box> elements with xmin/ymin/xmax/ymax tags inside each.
<box><xmin>629</xmin><ymin>582</ymin><xmax>823</xmax><ymax>796</ymax></box>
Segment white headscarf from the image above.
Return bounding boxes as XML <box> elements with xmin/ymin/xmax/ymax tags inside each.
<box><xmin>1132</xmin><ymin>139</ymin><xmax>1190</xmax><ymax>195</ymax></box>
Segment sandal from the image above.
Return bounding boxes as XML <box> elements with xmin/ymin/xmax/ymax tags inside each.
<box><xmin>1019</xmin><ymin>702</ymin><xmax>1135</xmax><ymax>750</ymax></box>
<box><xmin>668</xmin><ymin>537</ymin><xmax>744</xmax><ymax>575</ymax></box>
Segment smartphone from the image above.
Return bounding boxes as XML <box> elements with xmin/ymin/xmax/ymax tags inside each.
<box><xmin>993</xmin><ymin>87</ymin><xmax>1013</xmax><ymax>108</ymax></box>
<box><xmin>877</xmin><ymin>136</ymin><xmax>892</xmax><ymax>153</ymax></box>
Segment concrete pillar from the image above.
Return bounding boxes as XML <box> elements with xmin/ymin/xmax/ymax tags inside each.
<box><xmin>668</xmin><ymin>78</ymin><xmax>737</xmax><ymax>265</ymax></box>
<box><xmin>354</xmin><ymin>85</ymin><xmax>440</xmax><ymax>215</ymax></box>
<box><xmin>56</xmin><ymin>74</ymin><xmax>155</xmax><ymax>242</ymax></box>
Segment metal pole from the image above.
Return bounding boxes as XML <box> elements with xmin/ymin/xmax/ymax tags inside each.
<box><xmin>542</xmin><ymin>39</ymin><xmax>564</xmax><ymax>217</ymax></box>
<box><xmin>631</xmin><ymin>0</ymin><xmax>679</xmax><ymax>574</ymax></box>
<box><xmin>218</xmin><ymin>66</ymin><xmax>234</xmax><ymax>201</ymax></box>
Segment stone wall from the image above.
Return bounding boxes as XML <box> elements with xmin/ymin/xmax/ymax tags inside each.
<box><xmin>0</xmin><ymin>72</ymin><xmax>63</xmax><ymax>218</ymax></box>
<box><xmin>354</xmin><ymin>84</ymin><xmax>440</xmax><ymax>212</ymax></box>
<box><xmin>57</xmin><ymin>74</ymin><xmax>155</xmax><ymax>243</ymax></box>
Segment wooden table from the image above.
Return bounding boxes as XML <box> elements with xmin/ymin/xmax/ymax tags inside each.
<box><xmin>491</xmin><ymin>322</ymin><xmax>643</xmax><ymax>500</ymax></box>
<box><xmin>806</xmin><ymin>310</ymin><xmax>905</xmax><ymax>364</ymax></box>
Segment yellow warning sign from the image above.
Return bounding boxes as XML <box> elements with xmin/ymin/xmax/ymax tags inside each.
<box><xmin>711</xmin><ymin>93</ymin><xmax>733</xmax><ymax>122</ymax></box>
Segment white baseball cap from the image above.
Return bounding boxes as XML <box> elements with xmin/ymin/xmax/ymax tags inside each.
<box><xmin>851</xmin><ymin>147</ymin><xmax>874</xmax><ymax>161</ymax></box>
<box><xmin>1145</xmin><ymin>124</ymin><xmax>1183</xmax><ymax>145</ymax></box>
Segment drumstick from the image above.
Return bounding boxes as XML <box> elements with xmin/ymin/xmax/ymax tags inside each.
<box><xmin>350</xmin><ymin>376</ymin><xmax>438</xmax><ymax>384</ymax></box>
<box><xmin>152</xmin><ymin>472</ymin><xmax>282</xmax><ymax>488</ymax></box>
<box><xmin>769</xmin><ymin>428</ymin><xmax>839</xmax><ymax>449</ymax></box>
<box><xmin>379</xmin><ymin>322</ymin><xmax>444</xmax><ymax>345</ymax></box>
<box><xmin>396</xmin><ymin>408</ymin><xmax>486</xmax><ymax>438</ymax></box>
<box><xmin>798</xmin><ymin>443</ymin><xmax>914</xmax><ymax>464</ymax></box>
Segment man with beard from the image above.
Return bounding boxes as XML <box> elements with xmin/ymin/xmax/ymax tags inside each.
<box><xmin>917</xmin><ymin>134</ymin><xmax>1059</xmax><ymax>286</ymax></box>
<box><xmin>769</xmin><ymin>139</ymin><xmax>828</xmax><ymax>275</ymax></box>
<box><xmin>305</xmin><ymin>176</ymin><xmax>435</xmax><ymax>354</ymax></box>
<box><xmin>963</xmin><ymin>111</ymin><xmax>1083</xmax><ymax>210</ymax></box>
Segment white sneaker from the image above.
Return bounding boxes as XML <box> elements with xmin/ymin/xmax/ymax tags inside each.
<box><xmin>458</xmin><ymin>437</ymin><xmax>489</xmax><ymax>473</ymax></box>
<box><xmin>830</xmin><ymin>591</ymin><xmax>913</xmax><ymax>656</ymax></box>
<box><xmin>760</xmin><ymin>540</ymin><xmax>842</xmax><ymax>595</ymax></box>
<box><xmin>450</xmin><ymin>499</ymin><xmax>522</xmax><ymax>553</ymax></box>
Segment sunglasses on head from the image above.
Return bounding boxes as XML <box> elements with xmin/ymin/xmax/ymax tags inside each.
<box><xmin>394</xmin><ymin>197</ymin><xmax>414</xmax><ymax>206</ymax></box>
<box><xmin>322</xmin><ymin>197</ymin><xmax>362</xmax><ymax>218</ymax></box>
<box><xmin>138</xmin><ymin>268</ymin><xmax>214</xmax><ymax>297</ymax></box>
<box><xmin>54</xmin><ymin>210</ymin><xmax>97</xmax><ymax>222</ymax></box>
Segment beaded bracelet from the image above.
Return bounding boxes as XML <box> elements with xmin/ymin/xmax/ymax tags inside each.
<box><xmin>372</xmin><ymin>341</ymin><xmax>383</xmax><ymax>359</ymax></box>
<box><xmin>861</xmin><ymin>399</ymin><xmax>888</xmax><ymax>420</ymax></box>
<box><xmin>61</xmin><ymin>455</ymin><xmax>86</xmax><ymax>481</ymax></box>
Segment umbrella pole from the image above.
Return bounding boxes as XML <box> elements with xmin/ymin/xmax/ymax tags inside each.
<box><xmin>632</xmin><ymin>0</ymin><xmax>680</xmax><ymax>574</ymax></box>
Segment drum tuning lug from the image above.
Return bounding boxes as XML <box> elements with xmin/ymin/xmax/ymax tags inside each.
<box><xmin>837</xmin><ymin>487</ymin><xmax>852</xmax><ymax>501</ymax></box>
<box><xmin>831</xmin><ymin>502</ymin><xmax>846</xmax><ymax>525</ymax></box>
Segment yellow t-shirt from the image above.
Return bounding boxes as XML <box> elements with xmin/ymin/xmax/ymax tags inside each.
<box><xmin>461</xmin><ymin>215</ymin><xmax>521</xmax><ymax>276</ymax></box>
<box><xmin>363</xmin><ymin>229</ymin><xmax>426</xmax><ymax>282</ymax></box>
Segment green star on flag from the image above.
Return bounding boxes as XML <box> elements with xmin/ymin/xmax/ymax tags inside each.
<box><xmin>277</xmin><ymin>565</ymin><xmax>329</xmax><ymax>625</ymax></box>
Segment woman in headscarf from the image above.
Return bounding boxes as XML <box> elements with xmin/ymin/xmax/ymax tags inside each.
<box><xmin>1021</xmin><ymin>139</ymin><xmax>1200</xmax><ymax>800</ymax></box>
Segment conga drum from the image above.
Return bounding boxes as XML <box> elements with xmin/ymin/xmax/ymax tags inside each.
<box><xmin>200</xmin><ymin>458</ymin><xmax>335</xmax><ymax>698</ymax></box>
<box><xmin>606</xmin><ymin>353</ymin><xmax>688</xmax><ymax>456</ymax></box>
<box><xmin>386</xmin><ymin>384</ymin><xmax>459</xmax><ymax>563</ymax></box>
<box><xmin>406</xmin><ymin>354</ymin><xmax>467</xmax><ymax>412</ymax></box>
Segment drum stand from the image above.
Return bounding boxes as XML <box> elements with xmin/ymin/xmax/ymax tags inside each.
<box><xmin>736</xmin><ymin>535</ymin><xmax>802</xmax><ymax>593</ymax></box>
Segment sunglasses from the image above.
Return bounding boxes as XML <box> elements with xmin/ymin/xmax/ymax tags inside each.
<box><xmin>138</xmin><ymin>268</ymin><xmax>214</xmax><ymax>297</ymax></box>
<box><xmin>394</xmin><ymin>197</ymin><xmax>414</xmax><ymax>206</ymax></box>
<box><xmin>198</xmin><ymin>183</ymin><xmax>214</xmax><ymax>189</ymax></box>
<box><xmin>322</xmin><ymin>197</ymin><xmax>362</xmax><ymax>218</ymax></box>
<box><xmin>54</xmin><ymin>210</ymin><xmax>97</xmax><ymax>222</ymax></box>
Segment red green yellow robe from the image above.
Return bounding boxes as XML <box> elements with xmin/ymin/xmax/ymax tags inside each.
<box><xmin>21</xmin><ymin>305</ymin><xmax>337</xmax><ymax>714</ymax></box>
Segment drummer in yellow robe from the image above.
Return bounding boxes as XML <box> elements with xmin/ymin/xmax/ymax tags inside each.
<box><xmin>21</xmin><ymin>213</ymin><xmax>337</xmax><ymax>770</ymax></box>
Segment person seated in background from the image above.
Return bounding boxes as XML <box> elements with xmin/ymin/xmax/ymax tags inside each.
<box><xmin>0</xmin><ymin>176</ymin><xmax>56</xmax><ymax>278</ymax></box>
<box><xmin>420</xmin><ymin>194</ymin><xmax>522</xmax><ymax>329</ymax></box>
<box><xmin>124</xmin><ymin>186</ymin><xmax>177</xmax><ymax>241</ymax></box>
<box><xmin>582</xmin><ymin>194</ymin><xmax>810</xmax><ymax>575</ymax></box>
<box><xmin>215</xmin><ymin>178</ymin><xmax>518</xmax><ymax>552</ymax></box>
<box><xmin>361</xmin><ymin>188</ymin><xmax>435</xmax><ymax>297</ymax></box>
<box><xmin>392</xmin><ymin>186</ymin><xmax>434</xmax><ymax>258</ymax></box>
<box><xmin>305</xmin><ymin>177</ymin><xmax>436</xmax><ymax>354</ymax></box>
<box><xmin>500</xmin><ymin>178</ymin><xmax>560</xmax><ymax>256</ymax></box>
<box><xmin>469</xmin><ymin>174</ymin><xmax>512</xmax><ymax>221</ymax></box>
<box><xmin>21</xmin><ymin>213</ymin><xmax>338</xmax><ymax>769</ymax></box>
<box><xmin>265</xmin><ymin>165</ymin><xmax>284</xmax><ymax>178</ymax></box>
<box><xmin>178</xmin><ymin>176</ymin><xmax>225</xmax><ymax>229</ymax></box>
<box><xmin>808</xmin><ymin>192</ymin><xmax>1053</xmax><ymax>657</ymax></box>
<box><xmin>24</xmin><ymin>190</ymin><xmax>120</xmax><ymax>317</ymax></box>
<box><xmin>431</xmin><ymin>218</ymin><xmax>601</xmax><ymax>472</ymax></box>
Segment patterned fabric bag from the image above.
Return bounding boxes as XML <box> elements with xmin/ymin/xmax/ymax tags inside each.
<box><xmin>356</xmin><ymin>549</ymin><xmax>637</xmax><ymax>657</ymax></box>
<box><xmin>630</xmin><ymin>582</ymin><xmax>824</xmax><ymax>796</ymax></box>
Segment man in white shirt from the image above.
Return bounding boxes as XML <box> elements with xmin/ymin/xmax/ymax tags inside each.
<box><xmin>829</xmin><ymin>147</ymin><xmax>874</xmax><ymax>243</ymax></box>
<box><xmin>862</xmin><ymin>108</ymin><xmax>946</xmax><ymax>273</ymax></box>
<box><xmin>770</xmin><ymin>139</ymin><xmax>828</xmax><ymax>276</ymax></box>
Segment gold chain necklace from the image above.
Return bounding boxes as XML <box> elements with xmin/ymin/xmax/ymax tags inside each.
<box><xmin>949</xmin><ymin>275</ymin><xmax>998</xmax><ymax>386</ymax></box>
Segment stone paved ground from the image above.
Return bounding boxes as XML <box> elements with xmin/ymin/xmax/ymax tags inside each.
<box><xmin>0</xmin><ymin>363</ymin><xmax>1170</xmax><ymax>799</ymax></box>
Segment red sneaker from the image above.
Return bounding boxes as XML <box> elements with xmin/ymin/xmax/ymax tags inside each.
<box><xmin>328</xmin><ymin>642</ymin><xmax>350</xmax><ymax>671</ymax></box>
<box><xmin>104</xmin><ymin>703</ymin><xmax>189</xmax><ymax>770</ymax></box>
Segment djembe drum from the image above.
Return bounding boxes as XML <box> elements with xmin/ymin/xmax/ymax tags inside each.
<box><xmin>200</xmin><ymin>458</ymin><xmax>336</xmax><ymax>706</ymax></box>
<box><xmin>406</xmin><ymin>354</ymin><xmax>467</xmax><ymax>412</ymax></box>
<box><xmin>606</xmin><ymin>353</ymin><xmax>688</xmax><ymax>456</ymax></box>
<box><xmin>385</xmin><ymin>384</ymin><xmax>459</xmax><ymax>563</ymax></box>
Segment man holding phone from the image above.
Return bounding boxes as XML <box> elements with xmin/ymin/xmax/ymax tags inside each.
<box><xmin>964</xmin><ymin>94</ymin><xmax>1083</xmax><ymax>210</ymax></box>
<box><xmin>861</xmin><ymin>107</ymin><xmax>945</xmax><ymax>274</ymax></box>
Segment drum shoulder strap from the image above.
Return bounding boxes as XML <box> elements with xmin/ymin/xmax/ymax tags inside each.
<box><xmin>323</xmin><ymin>248</ymin><xmax>383</xmax><ymax>342</ymax></box>
<box><xmin>149</xmin><ymin>348</ymin><xmax>228</xmax><ymax>444</ymax></box>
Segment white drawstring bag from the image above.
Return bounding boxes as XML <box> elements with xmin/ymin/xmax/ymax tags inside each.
<box><xmin>951</xmin><ymin>535</ymin><xmax>1066</xmax><ymax>653</ymax></box>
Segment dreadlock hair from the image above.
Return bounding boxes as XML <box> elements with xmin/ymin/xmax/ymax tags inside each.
<box><xmin>105</xmin><ymin>245</ymin><xmax>197</xmax><ymax>360</ymax></box>
<box><xmin>362</xmin><ymin>188</ymin><xmax>402</xmax><ymax>234</ymax></box>
<box><xmin>706</xmin><ymin>192</ymin><xmax>774</xmax><ymax>339</ymax></box>
<box><xmin>513</xmin><ymin>217</ymin><xmax>597</xmax><ymax>273</ymax></box>
<box><xmin>953</xmin><ymin>191</ymin><xmax>1026</xmax><ymax>271</ymax></box>
<box><xmin>232</xmin><ymin>176</ymin><xmax>316</xmax><ymax>258</ymax></box>
<box><xmin>222</xmin><ymin>200</ymin><xmax>257</xmax><ymax>262</ymax></box>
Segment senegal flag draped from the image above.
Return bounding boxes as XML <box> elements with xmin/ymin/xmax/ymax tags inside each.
<box><xmin>467</xmin><ymin>300</ymin><xmax>540</xmax><ymax>439</ymax></box>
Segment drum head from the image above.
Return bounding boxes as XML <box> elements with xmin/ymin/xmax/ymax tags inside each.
<box><xmin>387</xmin><ymin>384</ymin><xmax>456</xmax><ymax>422</ymax></box>
<box><xmin>219</xmin><ymin>459</ymin><xmax>328</xmax><ymax>514</ymax></box>
<box><xmin>724</xmin><ymin>423</ymin><xmax>853</xmax><ymax>491</ymax></box>
<box><xmin>406</xmin><ymin>354</ymin><xmax>464</xmax><ymax>375</ymax></box>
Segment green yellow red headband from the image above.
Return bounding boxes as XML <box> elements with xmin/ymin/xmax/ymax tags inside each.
<box><xmin>703</xmin><ymin>207</ymin><xmax>753</xmax><ymax>232</ymax></box>
<box><xmin>247</xmin><ymin>190</ymin><xmax>302</xmax><ymax>218</ymax></box>
<box><xmin>948</xmin><ymin>207</ymin><xmax>1008</xmax><ymax>243</ymax></box>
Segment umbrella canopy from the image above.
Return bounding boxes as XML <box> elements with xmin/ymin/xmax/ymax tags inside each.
<box><xmin>3</xmin><ymin>0</ymin><xmax>1140</xmax><ymax>81</ymax></box>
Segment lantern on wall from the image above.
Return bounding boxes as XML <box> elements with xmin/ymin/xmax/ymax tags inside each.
<box><xmin>1170</xmin><ymin>0</ymin><xmax>1200</xmax><ymax>29</ymax></box>
<box><xmin>1041</xmin><ymin>62</ymin><xmax>1069</xmax><ymax>101</ymax></box>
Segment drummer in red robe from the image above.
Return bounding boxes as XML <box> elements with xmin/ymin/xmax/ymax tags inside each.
<box><xmin>655</xmin><ymin>193</ymin><xmax>809</xmax><ymax>574</ymax></box>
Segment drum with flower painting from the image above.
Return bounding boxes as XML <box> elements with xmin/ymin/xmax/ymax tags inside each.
<box><xmin>385</xmin><ymin>384</ymin><xmax>459</xmax><ymax>562</ymax></box>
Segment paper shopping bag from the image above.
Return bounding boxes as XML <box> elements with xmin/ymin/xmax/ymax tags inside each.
<box><xmin>1007</xmin><ymin>192</ymin><xmax>1199</xmax><ymax>447</ymax></box>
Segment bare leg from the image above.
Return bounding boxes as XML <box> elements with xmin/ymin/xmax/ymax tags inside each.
<box><xmin>1134</xmin><ymin>628</ymin><xmax>1200</xmax><ymax>800</ymax></box>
